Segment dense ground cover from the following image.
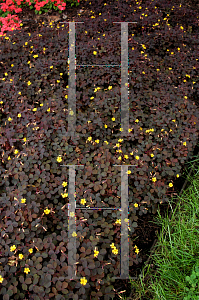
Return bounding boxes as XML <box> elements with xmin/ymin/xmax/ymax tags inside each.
<box><xmin>120</xmin><ymin>145</ymin><xmax>199</xmax><ymax>300</ymax></box>
<box><xmin>0</xmin><ymin>0</ymin><xmax>199</xmax><ymax>299</ymax></box>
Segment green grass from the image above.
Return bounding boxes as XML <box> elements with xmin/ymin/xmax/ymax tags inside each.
<box><xmin>120</xmin><ymin>141</ymin><xmax>199</xmax><ymax>300</ymax></box>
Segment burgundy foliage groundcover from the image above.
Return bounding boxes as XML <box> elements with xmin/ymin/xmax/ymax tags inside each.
<box><xmin>0</xmin><ymin>0</ymin><xmax>199</xmax><ymax>299</ymax></box>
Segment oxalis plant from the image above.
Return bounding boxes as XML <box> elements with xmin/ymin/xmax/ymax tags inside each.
<box><xmin>0</xmin><ymin>0</ymin><xmax>199</xmax><ymax>299</ymax></box>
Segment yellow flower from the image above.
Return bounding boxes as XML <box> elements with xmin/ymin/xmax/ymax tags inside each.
<box><xmin>33</xmin><ymin>108</ymin><xmax>37</xmax><ymax>111</ymax></box>
<box><xmin>47</xmin><ymin>108</ymin><xmax>51</xmax><ymax>112</ymax></box>
<box><xmin>183</xmin><ymin>142</ymin><xmax>186</xmax><ymax>146</ymax></box>
<box><xmin>152</xmin><ymin>177</ymin><xmax>157</xmax><ymax>182</ymax></box>
<box><xmin>110</xmin><ymin>243</ymin><xmax>115</xmax><ymax>248</ymax></box>
<box><xmin>10</xmin><ymin>245</ymin><xmax>16</xmax><ymax>252</ymax></box>
<box><xmin>72</xmin><ymin>231</ymin><xmax>77</xmax><ymax>237</ymax></box>
<box><xmin>4</xmin><ymin>72</ymin><xmax>8</xmax><ymax>76</ymax></box>
<box><xmin>57</xmin><ymin>80</ymin><xmax>60</xmax><ymax>83</ymax></box>
<box><xmin>44</xmin><ymin>208</ymin><xmax>51</xmax><ymax>214</ymax></box>
<box><xmin>28</xmin><ymin>248</ymin><xmax>33</xmax><ymax>254</ymax></box>
<box><xmin>112</xmin><ymin>117</ymin><xmax>115</xmax><ymax>121</ymax></box>
<box><xmin>69</xmin><ymin>110</ymin><xmax>74</xmax><ymax>115</ymax></box>
<box><xmin>172</xmin><ymin>119</ymin><xmax>176</xmax><ymax>122</ymax></box>
<box><xmin>124</xmin><ymin>155</ymin><xmax>129</xmax><ymax>159</ymax></box>
<box><xmin>17</xmin><ymin>113</ymin><xmax>21</xmax><ymax>118</ymax></box>
<box><xmin>62</xmin><ymin>181</ymin><xmax>67</xmax><ymax>187</ymax></box>
<box><xmin>108</xmin><ymin>86</ymin><xmax>112</xmax><ymax>90</ymax></box>
<box><xmin>0</xmin><ymin>101</ymin><xmax>3</xmax><ymax>104</ymax></box>
<box><xmin>118</xmin><ymin>156</ymin><xmax>122</xmax><ymax>160</ymax></box>
<box><xmin>151</xmin><ymin>154</ymin><xmax>154</xmax><ymax>157</ymax></box>
<box><xmin>19</xmin><ymin>254</ymin><xmax>24</xmax><ymax>259</ymax></box>
<box><xmin>14</xmin><ymin>149</ymin><xmax>19</xmax><ymax>154</ymax></box>
<box><xmin>115</xmin><ymin>219</ymin><xmax>121</xmax><ymax>225</ymax></box>
<box><xmin>24</xmin><ymin>267</ymin><xmax>30</xmax><ymax>274</ymax></box>
<box><xmin>8</xmin><ymin>156</ymin><xmax>11</xmax><ymax>160</ymax></box>
<box><xmin>104</xmin><ymin>124</ymin><xmax>107</xmax><ymax>128</ymax></box>
<box><xmin>60</xmin><ymin>73</ymin><xmax>63</xmax><ymax>76</ymax></box>
<box><xmin>23</xmin><ymin>137</ymin><xmax>26</xmax><ymax>142</ymax></box>
<box><xmin>65</xmin><ymin>95</ymin><xmax>68</xmax><ymax>99</ymax></box>
<box><xmin>157</xmin><ymin>69</ymin><xmax>160</xmax><ymax>71</ymax></box>
<box><xmin>80</xmin><ymin>277</ymin><xmax>87</xmax><ymax>285</ymax></box>
<box><xmin>93</xmin><ymin>51</ymin><xmax>97</xmax><ymax>55</ymax></box>
<box><xmin>127</xmin><ymin>170</ymin><xmax>131</xmax><ymax>174</ymax></box>
<box><xmin>135</xmin><ymin>248</ymin><xmax>139</xmax><ymax>254</ymax></box>
<box><xmin>8</xmin><ymin>117</ymin><xmax>12</xmax><ymax>121</ymax></box>
<box><xmin>0</xmin><ymin>275</ymin><xmax>4</xmax><ymax>283</ymax></box>
<box><xmin>176</xmin><ymin>174</ymin><xmax>179</xmax><ymax>178</ymax></box>
<box><xmin>118</xmin><ymin>139</ymin><xmax>123</xmax><ymax>143</ymax></box>
<box><xmin>70</xmin><ymin>212</ymin><xmax>75</xmax><ymax>217</ymax></box>
<box><xmin>95</xmin><ymin>139</ymin><xmax>99</xmax><ymax>144</ymax></box>
<box><xmin>21</xmin><ymin>198</ymin><xmax>26</xmax><ymax>203</ymax></box>
<box><xmin>134</xmin><ymin>203</ymin><xmax>138</xmax><ymax>208</ymax></box>
<box><xmin>135</xmin><ymin>119</ymin><xmax>139</xmax><ymax>123</ymax></box>
<box><xmin>61</xmin><ymin>193</ymin><xmax>68</xmax><ymax>198</ymax></box>
<box><xmin>94</xmin><ymin>250</ymin><xmax>99</xmax><ymax>257</ymax></box>
<box><xmin>88</xmin><ymin>137</ymin><xmax>92</xmax><ymax>141</ymax></box>
<box><xmin>180</xmin><ymin>26</ymin><xmax>183</xmax><ymax>30</ymax></box>
<box><xmin>57</xmin><ymin>156</ymin><xmax>62</xmax><ymax>163</ymax></box>
<box><xmin>112</xmin><ymin>248</ymin><xmax>118</xmax><ymax>255</ymax></box>
<box><xmin>169</xmin><ymin>183</ymin><xmax>173</xmax><ymax>187</ymax></box>
<box><xmin>11</xmin><ymin>64</ymin><xmax>14</xmax><ymax>67</ymax></box>
<box><xmin>128</xmin><ymin>128</ymin><xmax>132</xmax><ymax>132</ymax></box>
<box><xmin>116</xmin><ymin>143</ymin><xmax>120</xmax><ymax>147</ymax></box>
<box><xmin>140</xmin><ymin>127</ymin><xmax>142</xmax><ymax>130</ymax></box>
<box><xmin>50</xmin><ymin>66</ymin><xmax>53</xmax><ymax>69</ymax></box>
<box><xmin>184</xmin><ymin>96</ymin><xmax>187</xmax><ymax>99</ymax></box>
<box><xmin>104</xmin><ymin>141</ymin><xmax>109</xmax><ymax>145</ymax></box>
<box><xmin>27</xmin><ymin>81</ymin><xmax>31</xmax><ymax>85</ymax></box>
<box><xmin>120</xmin><ymin>128</ymin><xmax>123</xmax><ymax>132</ymax></box>
<box><xmin>135</xmin><ymin>156</ymin><xmax>139</xmax><ymax>160</ymax></box>
<box><xmin>80</xmin><ymin>198</ymin><xmax>86</xmax><ymax>205</ymax></box>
